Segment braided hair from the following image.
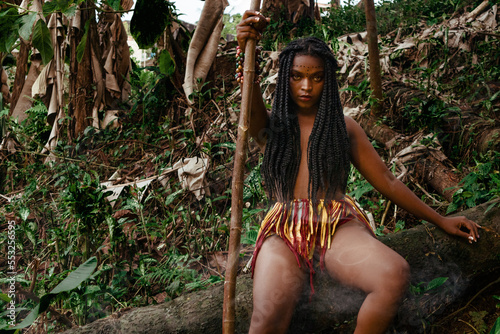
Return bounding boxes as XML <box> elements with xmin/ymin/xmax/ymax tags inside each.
<box><xmin>261</xmin><ymin>37</ymin><xmax>350</xmax><ymax>204</ymax></box>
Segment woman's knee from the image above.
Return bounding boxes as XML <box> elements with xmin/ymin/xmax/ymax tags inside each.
<box><xmin>377</xmin><ymin>256</ymin><xmax>410</xmax><ymax>296</ymax></box>
<box><xmin>250</xmin><ymin>302</ymin><xmax>291</xmax><ymax>334</ymax></box>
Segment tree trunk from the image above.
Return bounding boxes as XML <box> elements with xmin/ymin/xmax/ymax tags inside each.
<box><xmin>61</xmin><ymin>200</ymin><xmax>500</xmax><ymax>334</ymax></box>
<box><xmin>262</xmin><ymin>0</ymin><xmax>316</xmax><ymax>24</ymax></box>
<box><xmin>69</xmin><ymin>1</ymin><xmax>98</xmax><ymax>139</ymax></box>
<box><xmin>357</xmin><ymin>115</ymin><xmax>460</xmax><ymax>201</ymax></box>
<box><xmin>363</xmin><ymin>0</ymin><xmax>383</xmax><ymax>115</ymax></box>
<box><xmin>414</xmin><ymin>157</ymin><xmax>460</xmax><ymax>202</ymax></box>
<box><xmin>8</xmin><ymin>40</ymin><xmax>29</xmax><ymax>116</ymax></box>
<box><xmin>441</xmin><ymin>111</ymin><xmax>500</xmax><ymax>156</ymax></box>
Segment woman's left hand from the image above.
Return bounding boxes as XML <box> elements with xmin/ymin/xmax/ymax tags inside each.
<box><xmin>439</xmin><ymin>216</ymin><xmax>481</xmax><ymax>243</ymax></box>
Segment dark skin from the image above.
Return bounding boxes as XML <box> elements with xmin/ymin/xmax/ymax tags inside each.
<box><xmin>237</xmin><ymin>11</ymin><xmax>481</xmax><ymax>334</ymax></box>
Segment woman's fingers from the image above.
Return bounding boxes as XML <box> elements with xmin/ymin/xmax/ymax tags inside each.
<box><xmin>442</xmin><ymin>216</ymin><xmax>481</xmax><ymax>243</ymax></box>
<box><xmin>455</xmin><ymin>217</ymin><xmax>481</xmax><ymax>243</ymax></box>
<box><xmin>237</xmin><ymin>10</ymin><xmax>270</xmax><ymax>50</ymax></box>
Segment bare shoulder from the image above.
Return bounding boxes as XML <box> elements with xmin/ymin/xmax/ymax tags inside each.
<box><xmin>344</xmin><ymin>115</ymin><xmax>364</xmax><ymax>138</ymax></box>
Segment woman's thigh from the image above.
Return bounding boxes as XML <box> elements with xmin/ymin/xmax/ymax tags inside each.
<box><xmin>250</xmin><ymin>235</ymin><xmax>308</xmax><ymax>332</ymax></box>
<box><xmin>324</xmin><ymin>220</ymin><xmax>410</xmax><ymax>294</ymax></box>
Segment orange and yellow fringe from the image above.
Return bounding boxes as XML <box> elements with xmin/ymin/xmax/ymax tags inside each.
<box><xmin>251</xmin><ymin>195</ymin><xmax>374</xmax><ymax>294</ymax></box>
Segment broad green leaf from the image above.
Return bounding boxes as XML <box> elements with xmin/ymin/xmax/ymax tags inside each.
<box><xmin>130</xmin><ymin>0</ymin><xmax>172</xmax><ymax>49</ymax></box>
<box><xmin>426</xmin><ymin>277</ymin><xmax>448</xmax><ymax>291</ymax></box>
<box><xmin>158</xmin><ymin>49</ymin><xmax>176</xmax><ymax>76</ymax></box>
<box><xmin>76</xmin><ymin>20</ymin><xmax>90</xmax><ymax>63</ymax></box>
<box><xmin>0</xmin><ymin>293</ymin><xmax>11</xmax><ymax>303</ymax></box>
<box><xmin>49</xmin><ymin>257</ymin><xmax>97</xmax><ymax>294</ymax></box>
<box><xmin>26</xmin><ymin>222</ymin><xmax>37</xmax><ymax>247</ymax></box>
<box><xmin>19</xmin><ymin>207</ymin><xmax>30</xmax><ymax>222</ymax></box>
<box><xmin>490</xmin><ymin>317</ymin><xmax>500</xmax><ymax>334</ymax></box>
<box><xmin>18</xmin><ymin>12</ymin><xmax>37</xmax><ymax>41</ymax></box>
<box><xmin>0</xmin><ymin>8</ymin><xmax>20</xmax><ymax>53</ymax></box>
<box><xmin>165</xmin><ymin>189</ymin><xmax>183</xmax><ymax>206</ymax></box>
<box><xmin>106</xmin><ymin>0</ymin><xmax>121</xmax><ymax>11</ymax></box>
<box><xmin>83</xmin><ymin>172</ymin><xmax>91</xmax><ymax>186</ymax></box>
<box><xmin>32</xmin><ymin>19</ymin><xmax>53</xmax><ymax>64</ymax></box>
<box><xmin>42</xmin><ymin>1</ymin><xmax>59</xmax><ymax>16</ymax></box>
<box><xmin>62</xmin><ymin>4</ymin><xmax>78</xmax><ymax>18</ymax></box>
<box><xmin>55</xmin><ymin>0</ymin><xmax>72</xmax><ymax>13</ymax></box>
<box><xmin>446</xmin><ymin>201</ymin><xmax>458</xmax><ymax>214</ymax></box>
<box><xmin>7</xmin><ymin>257</ymin><xmax>97</xmax><ymax>330</ymax></box>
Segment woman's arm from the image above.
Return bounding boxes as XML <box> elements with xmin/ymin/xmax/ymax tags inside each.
<box><xmin>345</xmin><ymin>116</ymin><xmax>480</xmax><ymax>242</ymax></box>
<box><xmin>236</xmin><ymin>11</ymin><xmax>270</xmax><ymax>148</ymax></box>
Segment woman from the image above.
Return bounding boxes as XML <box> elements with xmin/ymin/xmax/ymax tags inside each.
<box><xmin>236</xmin><ymin>11</ymin><xmax>480</xmax><ymax>334</ymax></box>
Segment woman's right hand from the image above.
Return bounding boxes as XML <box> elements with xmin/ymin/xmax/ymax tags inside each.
<box><xmin>236</xmin><ymin>10</ymin><xmax>270</xmax><ymax>51</ymax></box>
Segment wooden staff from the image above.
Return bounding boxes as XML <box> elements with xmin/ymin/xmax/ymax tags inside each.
<box><xmin>222</xmin><ymin>0</ymin><xmax>261</xmax><ymax>333</ymax></box>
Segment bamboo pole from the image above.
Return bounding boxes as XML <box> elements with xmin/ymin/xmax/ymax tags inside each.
<box><xmin>222</xmin><ymin>1</ymin><xmax>261</xmax><ymax>333</ymax></box>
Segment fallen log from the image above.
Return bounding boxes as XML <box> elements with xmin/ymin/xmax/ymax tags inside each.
<box><xmin>61</xmin><ymin>200</ymin><xmax>500</xmax><ymax>334</ymax></box>
<box><xmin>356</xmin><ymin>114</ymin><xmax>460</xmax><ymax>202</ymax></box>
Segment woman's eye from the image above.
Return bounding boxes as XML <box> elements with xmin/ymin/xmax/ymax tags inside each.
<box><xmin>292</xmin><ymin>74</ymin><xmax>301</xmax><ymax>80</ymax></box>
<box><xmin>313</xmin><ymin>76</ymin><xmax>323</xmax><ymax>82</ymax></box>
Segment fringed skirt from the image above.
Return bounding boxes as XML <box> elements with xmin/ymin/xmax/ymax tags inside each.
<box><xmin>251</xmin><ymin>195</ymin><xmax>374</xmax><ymax>294</ymax></box>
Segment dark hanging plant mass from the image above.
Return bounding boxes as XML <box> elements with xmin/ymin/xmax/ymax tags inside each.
<box><xmin>130</xmin><ymin>0</ymin><xmax>173</xmax><ymax>49</ymax></box>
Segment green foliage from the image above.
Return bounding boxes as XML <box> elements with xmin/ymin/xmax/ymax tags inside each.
<box><xmin>322</xmin><ymin>4</ymin><xmax>366</xmax><ymax>37</ymax></box>
<box><xmin>0</xmin><ymin>8</ymin><xmax>20</xmax><ymax>53</ymax></box>
<box><xmin>410</xmin><ymin>277</ymin><xmax>449</xmax><ymax>295</ymax></box>
<box><xmin>158</xmin><ymin>49</ymin><xmax>176</xmax><ymax>77</ymax></box>
<box><xmin>16</xmin><ymin>100</ymin><xmax>52</xmax><ymax>151</ymax></box>
<box><xmin>18</xmin><ymin>12</ymin><xmax>37</xmax><ymax>41</ymax></box>
<box><xmin>394</xmin><ymin>220</ymin><xmax>405</xmax><ymax>233</ymax></box>
<box><xmin>1</xmin><ymin>257</ymin><xmax>97</xmax><ymax>331</ymax></box>
<box><xmin>348</xmin><ymin>167</ymin><xmax>374</xmax><ymax>203</ymax></box>
<box><xmin>76</xmin><ymin>20</ymin><xmax>90</xmax><ymax>63</ymax></box>
<box><xmin>42</xmin><ymin>0</ymin><xmax>82</xmax><ymax>17</ymax></box>
<box><xmin>403</xmin><ymin>98</ymin><xmax>459</xmax><ymax>132</ymax></box>
<box><xmin>105</xmin><ymin>0</ymin><xmax>122</xmax><ymax>12</ymax></box>
<box><xmin>447</xmin><ymin>154</ymin><xmax>500</xmax><ymax>214</ymax></box>
<box><xmin>243</xmin><ymin>158</ymin><xmax>267</xmax><ymax>204</ymax></box>
<box><xmin>130</xmin><ymin>0</ymin><xmax>174</xmax><ymax>49</ymax></box>
<box><xmin>137</xmin><ymin>252</ymin><xmax>221</xmax><ymax>301</ymax></box>
<box><xmin>469</xmin><ymin>310</ymin><xmax>489</xmax><ymax>334</ymax></box>
<box><xmin>341</xmin><ymin>79</ymin><xmax>371</xmax><ymax>105</ymax></box>
<box><xmin>222</xmin><ymin>13</ymin><xmax>242</xmax><ymax>38</ymax></box>
<box><xmin>32</xmin><ymin>19</ymin><xmax>53</xmax><ymax>64</ymax></box>
<box><xmin>491</xmin><ymin>317</ymin><xmax>500</xmax><ymax>334</ymax></box>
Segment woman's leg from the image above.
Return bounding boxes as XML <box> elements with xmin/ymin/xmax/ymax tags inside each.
<box><xmin>249</xmin><ymin>236</ymin><xmax>308</xmax><ymax>334</ymax></box>
<box><xmin>324</xmin><ymin>221</ymin><xmax>410</xmax><ymax>334</ymax></box>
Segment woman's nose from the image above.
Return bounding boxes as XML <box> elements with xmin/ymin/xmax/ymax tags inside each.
<box><xmin>301</xmin><ymin>78</ymin><xmax>312</xmax><ymax>91</ymax></box>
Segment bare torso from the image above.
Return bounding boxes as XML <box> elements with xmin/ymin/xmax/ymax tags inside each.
<box><xmin>293</xmin><ymin>113</ymin><xmax>346</xmax><ymax>200</ymax></box>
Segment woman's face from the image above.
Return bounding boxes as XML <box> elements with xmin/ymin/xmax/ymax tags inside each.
<box><xmin>289</xmin><ymin>55</ymin><xmax>325</xmax><ymax>114</ymax></box>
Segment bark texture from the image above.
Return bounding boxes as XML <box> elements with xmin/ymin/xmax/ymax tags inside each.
<box><xmin>8</xmin><ymin>40</ymin><xmax>29</xmax><ymax>116</ymax></box>
<box><xmin>62</xmin><ymin>200</ymin><xmax>500</xmax><ymax>334</ymax></box>
<box><xmin>357</xmin><ymin>114</ymin><xmax>460</xmax><ymax>202</ymax></box>
<box><xmin>363</xmin><ymin>0</ymin><xmax>383</xmax><ymax>115</ymax></box>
